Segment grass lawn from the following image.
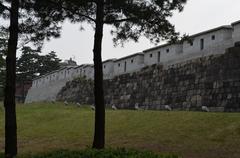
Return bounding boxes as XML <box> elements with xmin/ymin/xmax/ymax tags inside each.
<box><xmin>0</xmin><ymin>102</ymin><xmax>240</xmax><ymax>158</ymax></box>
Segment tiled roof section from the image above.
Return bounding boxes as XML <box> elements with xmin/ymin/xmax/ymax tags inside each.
<box><xmin>115</xmin><ymin>53</ymin><xmax>143</xmax><ymax>62</ymax></box>
<box><xmin>189</xmin><ymin>25</ymin><xmax>233</xmax><ymax>38</ymax></box>
<box><xmin>143</xmin><ymin>25</ymin><xmax>233</xmax><ymax>53</ymax></box>
<box><xmin>232</xmin><ymin>20</ymin><xmax>240</xmax><ymax>26</ymax></box>
<box><xmin>143</xmin><ymin>43</ymin><xmax>177</xmax><ymax>53</ymax></box>
<box><xmin>32</xmin><ymin>67</ymin><xmax>68</xmax><ymax>81</ymax></box>
<box><xmin>74</xmin><ymin>64</ymin><xmax>88</xmax><ymax>69</ymax></box>
<box><xmin>103</xmin><ymin>58</ymin><xmax>117</xmax><ymax>63</ymax></box>
<box><xmin>82</xmin><ymin>64</ymin><xmax>94</xmax><ymax>68</ymax></box>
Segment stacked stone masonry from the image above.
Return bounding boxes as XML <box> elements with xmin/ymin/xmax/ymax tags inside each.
<box><xmin>57</xmin><ymin>46</ymin><xmax>240</xmax><ymax>112</ymax></box>
<box><xmin>26</xmin><ymin>20</ymin><xmax>240</xmax><ymax>106</ymax></box>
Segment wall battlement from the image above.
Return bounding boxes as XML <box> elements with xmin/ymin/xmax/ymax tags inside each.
<box><xmin>57</xmin><ymin>46</ymin><xmax>240</xmax><ymax>112</ymax></box>
<box><xmin>25</xmin><ymin>20</ymin><xmax>240</xmax><ymax>104</ymax></box>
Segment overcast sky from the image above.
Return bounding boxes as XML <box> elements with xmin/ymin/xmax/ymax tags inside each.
<box><xmin>41</xmin><ymin>0</ymin><xmax>240</xmax><ymax>65</ymax></box>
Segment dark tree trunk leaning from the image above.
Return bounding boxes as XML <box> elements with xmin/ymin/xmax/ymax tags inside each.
<box><xmin>92</xmin><ymin>0</ymin><xmax>105</xmax><ymax>149</ymax></box>
<box><xmin>4</xmin><ymin>0</ymin><xmax>19</xmax><ymax>157</ymax></box>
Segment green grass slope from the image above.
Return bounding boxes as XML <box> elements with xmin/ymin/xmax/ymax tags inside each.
<box><xmin>0</xmin><ymin>102</ymin><xmax>240</xmax><ymax>158</ymax></box>
<box><xmin>1</xmin><ymin>148</ymin><xmax>180</xmax><ymax>158</ymax></box>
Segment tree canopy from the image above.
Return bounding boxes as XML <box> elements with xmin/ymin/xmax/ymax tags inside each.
<box><xmin>16</xmin><ymin>47</ymin><xmax>62</xmax><ymax>82</ymax></box>
<box><xmin>33</xmin><ymin>0</ymin><xmax>187</xmax><ymax>44</ymax></box>
<box><xmin>0</xmin><ymin>0</ymin><xmax>64</xmax><ymax>83</ymax></box>
<box><xmin>0</xmin><ymin>0</ymin><xmax>64</xmax><ymax>50</ymax></box>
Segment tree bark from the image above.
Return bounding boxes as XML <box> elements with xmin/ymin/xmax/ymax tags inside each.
<box><xmin>92</xmin><ymin>0</ymin><xmax>105</xmax><ymax>149</ymax></box>
<box><xmin>22</xmin><ymin>80</ymin><xmax>24</xmax><ymax>103</ymax></box>
<box><xmin>4</xmin><ymin>0</ymin><xmax>19</xmax><ymax>157</ymax></box>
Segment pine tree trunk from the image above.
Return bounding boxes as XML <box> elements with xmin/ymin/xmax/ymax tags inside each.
<box><xmin>92</xmin><ymin>0</ymin><xmax>105</xmax><ymax>149</ymax></box>
<box><xmin>4</xmin><ymin>0</ymin><xmax>19</xmax><ymax>157</ymax></box>
<box><xmin>22</xmin><ymin>81</ymin><xmax>24</xmax><ymax>103</ymax></box>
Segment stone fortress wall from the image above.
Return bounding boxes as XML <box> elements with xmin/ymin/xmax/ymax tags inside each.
<box><xmin>58</xmin><ymin>46</ymin><xmax>240</xmax><ymax>112</ymax></box>
<box><xmin>25</xmin><ymin>20</ymin><xmax>240</xmax><ymax>103</ymax></box>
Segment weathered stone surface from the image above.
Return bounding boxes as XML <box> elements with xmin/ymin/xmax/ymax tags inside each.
<box><xmin>57</xmin><ymin>46</ymin><xmax>240</xmax><ymax>112</ymax></box>
<box><xmin>57</xmin><ymin>77</ymin><xmax>94</xmax><ymax>104</ymax></box>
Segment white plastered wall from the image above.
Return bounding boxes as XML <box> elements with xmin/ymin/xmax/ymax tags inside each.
<box><xmin>232</xmin><ymin>22</ymin><xmax>240</xmax><ymax>44</ymax></box>
<box><xmin>114</xmin><ymin>55</ymin><xmax>144</xmax><ymax>76</ymax></box>
<box><xmin>82</xmin><ymin>65</ymin><xmax>94</xmax><ymax>79</ymax></box>
<box><xmin>174</xmin><ymin>29</ymin><xmax>234</xmax><ymax>66</ymax></box>
<box><xmin>103</xmin><ymin>61</ymin><xmax>115</xmax><ymax>79</ymax></box>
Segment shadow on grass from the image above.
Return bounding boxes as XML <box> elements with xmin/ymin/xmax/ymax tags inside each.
<box><xmin>0</xmin><ymin>149</ymin><xmax>180</xmax><ymax>158</ymax></box>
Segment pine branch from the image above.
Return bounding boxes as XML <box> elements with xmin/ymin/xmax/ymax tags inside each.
<box><xmin>104</xmin><ymin>17</ymin><xmax>137</xmax><ymax>24</ymax></box>
<box><xmin>47</xmin><ymin>0</ymin><xmax>96</xmax><ymax>23</ymax></box>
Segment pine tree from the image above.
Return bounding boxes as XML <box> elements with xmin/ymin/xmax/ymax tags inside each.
<box><xmin>1</xmin><ymin>0</ymin><xmax>64</xmax><ymax>157</ymax></box>
<box><xmin>3</xmin><ymin>0</ymin><xmax>19</xmax><ymax>157</ymax></box>
<box><xmin>0</xmin><ymin>29</ymin><xmax>8</xmax><ymax>98</ymax></box>
<box><xmin>16</xmin><ymin>47</ymin><xmax>40</xmax><ymax>81</ymax></box>
<box><xmin>42</xmin><ymin>0</ymin><xmax>188</xmax><ymax>149</ymax></box>
<box><xmin>37</xmin><ymin>51</ymin><xmax>61</xmax><ymax>75</ymax></box>
<box><xmin>0</xmin><ymin>53</ymin><xmax>5</xmax><ymax>98</ymax></box>
<box><xmin>16</xmin><ymin>48</ymin><xmax>61</xmax><ymax>81</ymax></box>
<box><xmin>16</xmin><ymin>47</ymin><xmax>61</xmax><ymax>102</ymax></box>
<box><xmin>1</xmin><ymin>0</ymin><xmax>188</xmax><ymax>152</ymax></box>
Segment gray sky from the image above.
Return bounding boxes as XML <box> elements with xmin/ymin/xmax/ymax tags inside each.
<box><xmin>42</xmin><ymin>0</ymin><xmax>240</xmax><ymax>65</ymax></box>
